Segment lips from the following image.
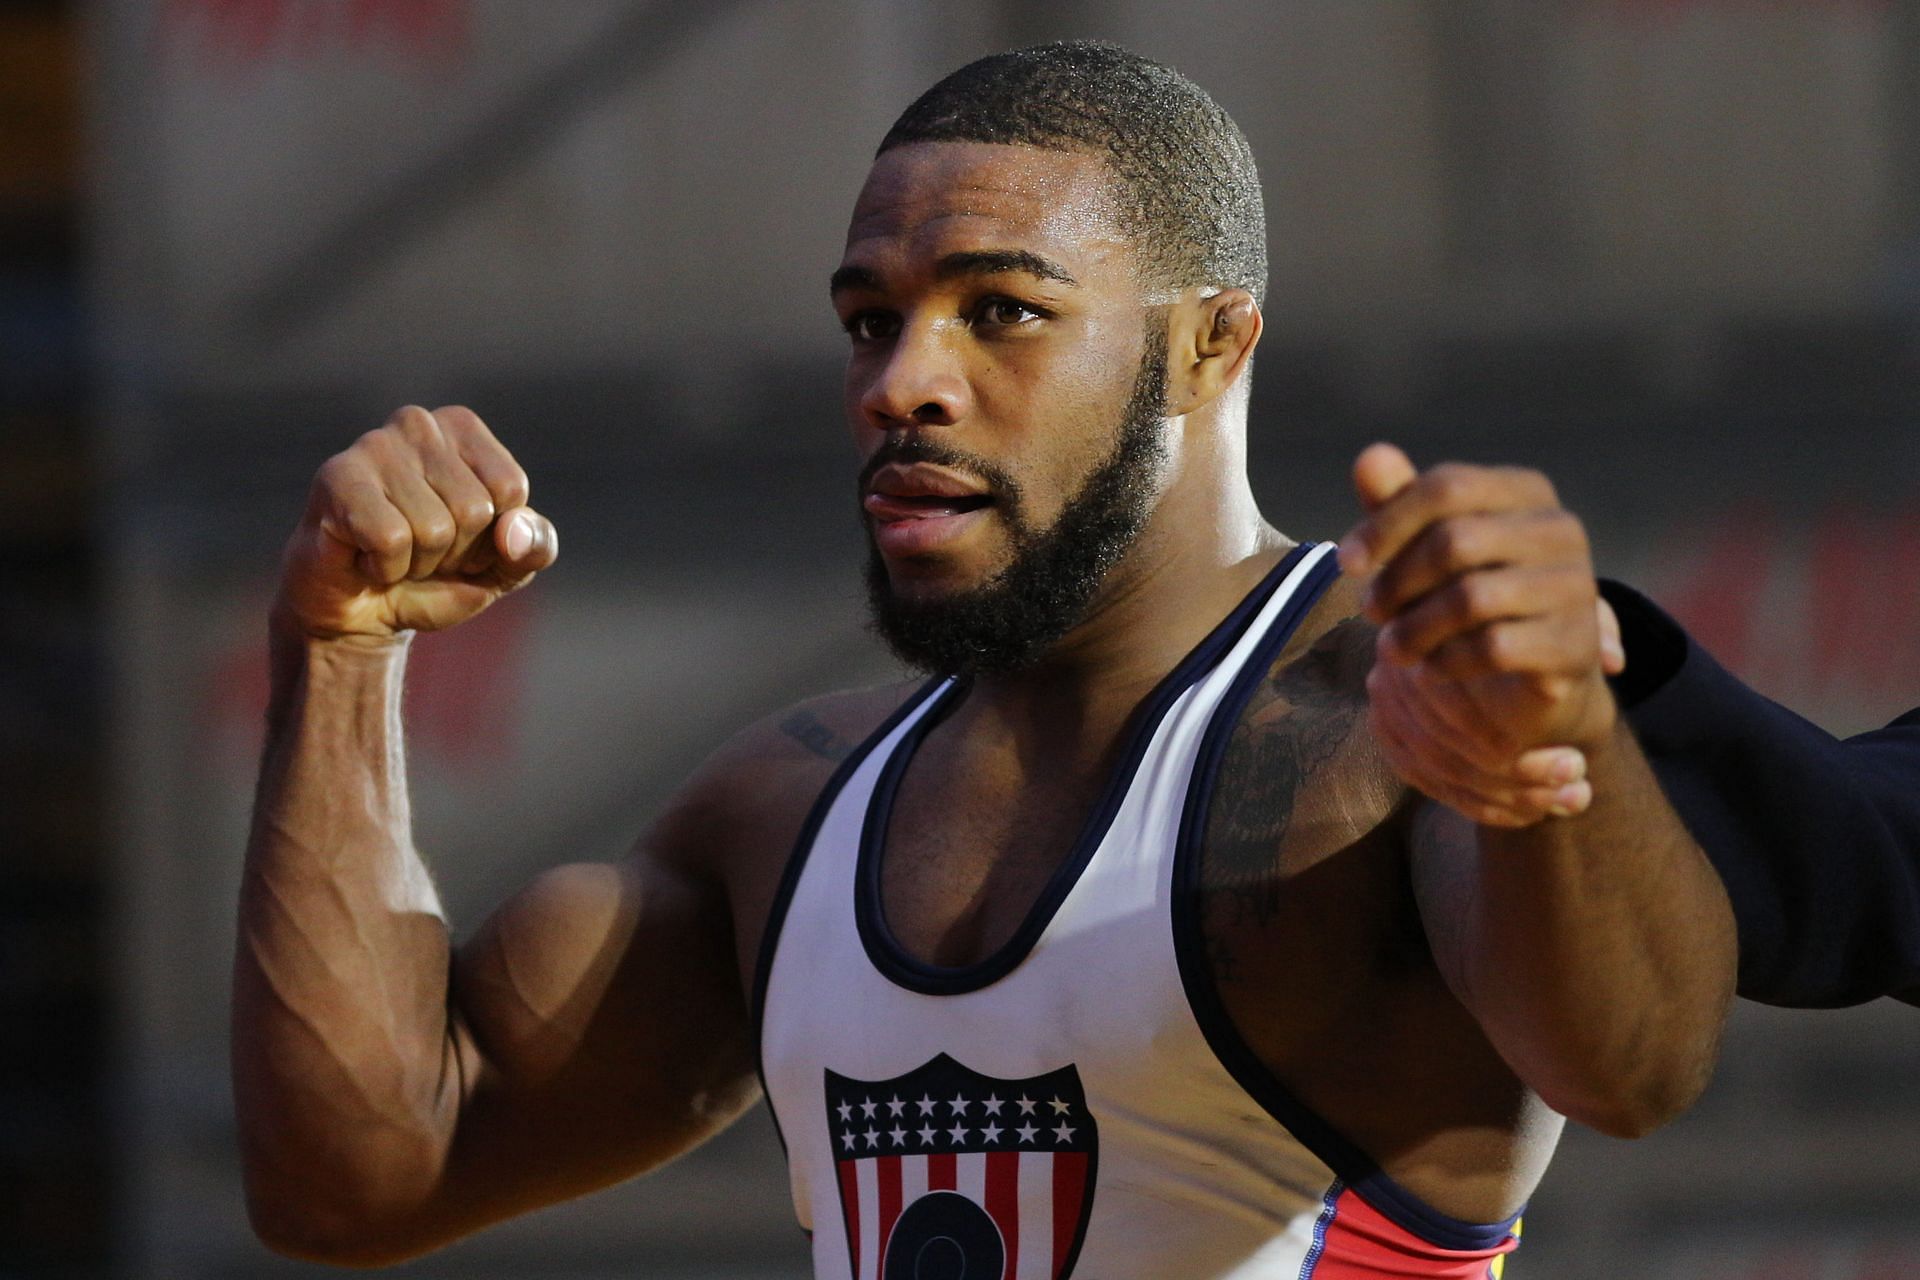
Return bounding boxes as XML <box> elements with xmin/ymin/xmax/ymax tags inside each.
<box><xmin>863</xmin><ymin>463</ymin><xmax>994</xmax><ymax>521</ymax></box>
<box><xmin>863</xmin><ymin>462</ymin><xmax>995</xmax><ymax>555</ymax></box>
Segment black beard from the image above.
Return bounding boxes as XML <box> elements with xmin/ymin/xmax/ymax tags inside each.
<box><xmin>863</xmin><ymin>323</ymin><xmax>1170</xmax><ymax>676</ymax></box>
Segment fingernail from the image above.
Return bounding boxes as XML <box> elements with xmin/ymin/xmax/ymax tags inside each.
<box><xmin>1547</xmin><ymin>782</ymin><xmax>1589</xmax><ymax>817</ymax></box>
<box><xmin>505</xmin><ymin>513</ymin><xmax>533</xmax><ymax>560</ymax></box>
<box><xmin>1549</xmin><ymin>750</ymin><xmax>1585</xmax><ymax>784</ymax></box>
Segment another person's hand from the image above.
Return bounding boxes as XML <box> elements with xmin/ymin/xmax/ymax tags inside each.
<box><xmin>276</xmin><ymin>405</ymin><xmax>557</xmax><ymax>642</ymax></box>
<box><xmin>1339</xmin><ymin>443</ymin><xmax>1625</xmax><ymax>827</ymax></box>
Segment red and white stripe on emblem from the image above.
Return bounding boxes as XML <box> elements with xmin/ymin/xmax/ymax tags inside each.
<box><xmin>838</xmin><ymin>1149</ymin><xmax>1090</xmax><ymax>1280</ymax></box>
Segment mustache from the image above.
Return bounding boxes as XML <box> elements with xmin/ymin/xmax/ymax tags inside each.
<box><xmin>856</xmin><ymin>437</ymin><xmax>1025</xmax><ymax>507</ymax></box>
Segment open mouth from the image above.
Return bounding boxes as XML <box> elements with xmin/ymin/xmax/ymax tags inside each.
<box><xmin>864</xmin><ymin>491</ymin><xmax>994</xmax><ymax>521</ymax></box>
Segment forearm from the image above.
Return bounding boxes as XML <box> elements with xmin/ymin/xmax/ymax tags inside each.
<box><xmin>233</xmin><ymin>616</ymin><xmax>462</xmax><ymax>1249</ymax></box>
<box><xmin>1448</xmin><ymin>719</ymin><xmax>1735</xmax><ymax>1136</ymax></box>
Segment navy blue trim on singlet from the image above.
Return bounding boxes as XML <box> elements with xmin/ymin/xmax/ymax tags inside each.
<box><xmin>854</xmin><ymin>543</ymin><xmax>1321</xmax><ymax>997</ymax></box>
<box><xmin>749</xmin><ymin>676</ymin><xmax>949</xmax><ymax>1157</ymax></box>
<box><xmin>1170</xmin><ymin>549</ymin><xmax>1523</xmax><ymax>1254</ymax></box>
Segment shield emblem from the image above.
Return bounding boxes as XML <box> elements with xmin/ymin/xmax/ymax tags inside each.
<box><xmin>824</xmin><ymin>1053</ymin><xmax>1098</xmax><ymax>1280</ymax></box>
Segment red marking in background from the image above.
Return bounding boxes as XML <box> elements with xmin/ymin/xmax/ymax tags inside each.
<box><xmin>161</xmin><ymin>0</ymin><xmax>467</xmax><ymax>68</ymax></box>
<box><xmin>1654</xmin><ymin>507</ymin><xmax>1775</xmax><ymax>675</ymax></box>
<box><xmin>205</xmin><ymin>589</ymin><xmax>530</xmax><ymax>771</ymax></box>
<box><xmin>1809</xmin><ymin>511</ymin><xmax>1920</xmax><ymax>700</ymax></box>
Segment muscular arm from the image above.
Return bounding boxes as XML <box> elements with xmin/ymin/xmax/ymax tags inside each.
<box><xmin>1345</xmin><ymin>445</ymin><xmax>1735</xmax><ymax>1137</ymax></box>
<box><xmin>1605</xmin><ymin>580</ymin><xmax>1920</xmax><ymax>1008</ymax></box>
<box><xmin>234</xmin><ymin>623</ymin><xmax>757</xmax><ymax>1265</ymax></box>
<box><xmin>1408</xmin><ymin>719</ymin><xmax>1735</xmax><ymax>1139</ymax></box>
<box><xmin>232</xmin><ymin>406</ymin><xmax>760</xmax><ymax>1264</ymax></box>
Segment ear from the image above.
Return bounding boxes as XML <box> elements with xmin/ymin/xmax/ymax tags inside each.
<box><xmin>1164</xmin><ymin>288</ymin><xmax>1261</xmax><ymax>417</ymax></box>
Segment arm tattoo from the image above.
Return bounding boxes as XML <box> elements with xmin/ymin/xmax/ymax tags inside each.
<box><xmin>1202</xmin><ymin>618</ymin><xmax>1374</xmax><ymax>961</ymax></box>
<box><xmin>780</xmin><ymin>709</ymin><xmax>854</xmax><ymax>762</ymax></box>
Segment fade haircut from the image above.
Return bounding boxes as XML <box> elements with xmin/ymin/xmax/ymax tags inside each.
<box><xmin>878</xmin><ymin>41</ymin><xmax>1267</xmax><ymax>305</ymax></box>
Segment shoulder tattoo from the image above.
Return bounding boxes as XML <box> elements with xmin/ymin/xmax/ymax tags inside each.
<box><xmin>779</xmin><ymin>709</ymin><xmax>856</xmax><ymax>763</ymax></box>
<box><xmin>1202</xmin><ymin>617</ymin><xmax>1374</xmax><ymax>938</ymax></box>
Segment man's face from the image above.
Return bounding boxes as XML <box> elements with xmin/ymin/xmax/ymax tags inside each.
<box><xmin>833</xmin><ymin>142</ymin><xmax>1170</xmax><ymax>673</ymax></box>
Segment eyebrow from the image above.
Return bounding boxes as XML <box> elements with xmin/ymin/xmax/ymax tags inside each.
<box><xmin>829</xmin><ymin>249</ymin><xmax>1079</xmax><ymax>297</ymax></box>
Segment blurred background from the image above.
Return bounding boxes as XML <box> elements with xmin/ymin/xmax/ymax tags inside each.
<box><xmin>2</xmin><ymin>0</ymin><xmax>1917</xmax><ymax>1276</ymax></box>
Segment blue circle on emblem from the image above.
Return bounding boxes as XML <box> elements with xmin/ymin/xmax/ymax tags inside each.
<box><xmin>883</xmin><ymin>1190</ymin><xmax>1006</xmax><ymax>1280</ymax></box>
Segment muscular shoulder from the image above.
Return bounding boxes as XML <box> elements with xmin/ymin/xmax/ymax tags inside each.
<box><xmin>643</xmin><ymin>679</ymin><xmax>924</xmax><ymax>887</ymax></box>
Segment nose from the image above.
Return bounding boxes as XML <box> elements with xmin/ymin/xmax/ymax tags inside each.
<box><xmin>855</xmin><ymin>319</ymin><xmax>972</xmax><ymax>431</ymax></box>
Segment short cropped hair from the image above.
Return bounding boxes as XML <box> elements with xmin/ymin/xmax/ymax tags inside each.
<box><xmin>879</xmin><ymin>41</ymin><xmax>1267</xmax><ymax>304</ymax></box>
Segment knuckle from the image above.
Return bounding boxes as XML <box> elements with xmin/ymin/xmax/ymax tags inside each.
<box><xmin>432</xmin><ymin>404</ymin><xmax>483</xmax><ymax>434</ymax></box>
<box><xmin>416</xmin><ymin>515</ymin><xmax>456</xmax><ymax>550</ymax></box>
<box><xmin>1426</xmin><ymin>464</ymin><xmax>1475</xmax><ymax>506</ymax></box>
<box><xmin>452</xmin><ymin>497</ymin><xmax>494</xmax><ymax>530</ymax></box>
<box><xmin>366</xmin><ymin>523</ymin><xmax>410</xmax><ymax>557</ymax></box>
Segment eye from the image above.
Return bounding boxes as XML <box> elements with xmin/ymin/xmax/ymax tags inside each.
<box><xmin>973</xmin><ymin>296</ymin><xmax>1046</xmax><ymax>328</ymax></box>
<box><xmin>842</xmin><ymin>310</ymin><xmax>900</xmax><ymax>343</ymax></box>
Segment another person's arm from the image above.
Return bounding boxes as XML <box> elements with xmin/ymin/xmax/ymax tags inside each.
<box><xmin>1602</xmin><ymin>580</ymin><xmax>1920</xmax><ymax>1008</ymax></box>
<box><xmin>1343</xmin><ymin>445</ymin><xmax>1736</xmax><ymax>1135</ymax></box>
<box><xmin>232</xmin><ymin>407</ymin><xmax>757</xmax><ymax>1264</ymax></box>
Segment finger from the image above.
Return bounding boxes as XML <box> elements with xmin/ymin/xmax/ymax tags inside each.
<box><xmin>1428</xmin><ymin>607</ymin><xmax>1604</xmax><ymax>682</ymax></box>
<box><xmin>380</xmin><ymin>459</ymin><xmax>459</xmax><ymax>581</ymax></box>
<box><xmin>1375</xmin><ymin>649</ymin><xmax>1529</xmax><ymax>769</ymax></box>
<box><xmin>1352</xmin><ymin>442</ymin><xmax>1418</xmax><ymax>514</ymax></box>
<box><xmin>413</xmin><ymin>432</ymin><xmax>498</xmax><ymax>572</ymax></box>
<box><xmin>435</xmin><ymin>405</ymin><xmax>531</xmax><ymax>513</ymax></box>
<box><xmin>1338</xmin><ymin>444</ymin><xmax>1417</xmax><ymax>575</ymax></box>
<box><xmin>1369</xmin><ymin>664</ymin><xmax>1531</xmax><ymax>804</ymax></box>
<box><xmin>1515</xmin><ymin>745</ymin><xmax>1588</xmax><ymax>788</ymax></box>
<box><xmin>490</xmin><ymin>506</ymin><xmax>559</xmax><ymax>585</ymax></box>
<box><xmin>318</xmin><ymin>473</ymin><xmax>412</xmax><ymax>587</ymax></box>
<box><xmin>1370</xmin><ymin>703</ymin><xmax>1535</xmax><ymax>827</ymax></box>
<box><xmin>1381</xmin><ymin>566</ymin><xmax>1592</xmax><ymax>667</ymax></box>
<box><xmin>1364</xmin><ymin>510</ymin><xmax>1587</xmax><ymax>624</ymax></box>
<box><xmin>1597</xmin><ymin>597</ymin><xmax>1625</xmax><ymax>676</ymax></box>
<box><xmin>1340</xmin><ymin>462</ymin><xmax>1558</xmax><ymax>578</ymax></box>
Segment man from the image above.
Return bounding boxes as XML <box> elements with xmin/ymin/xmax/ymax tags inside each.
<box><xmin>232</xmin><ymin>43</ymin><xmax>1736</xmax><ymax>1276</ymax></box>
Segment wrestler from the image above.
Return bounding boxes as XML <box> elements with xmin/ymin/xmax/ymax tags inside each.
<box><xmin>232</xmin><ymin>43</ymin><xmax>1735</xmax><ymax>1276</ymax></box>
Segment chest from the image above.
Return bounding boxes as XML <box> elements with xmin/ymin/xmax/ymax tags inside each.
<box><xmin>879</xmin><ymin>727</ymin><xmax>1115</xmax><ymax>970</ymax></box>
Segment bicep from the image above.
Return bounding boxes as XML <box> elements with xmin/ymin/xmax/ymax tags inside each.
<box><xmin>432</xmin><ymin>847</ymin><xmax>758</xmax><ymax>1227</ymax></box>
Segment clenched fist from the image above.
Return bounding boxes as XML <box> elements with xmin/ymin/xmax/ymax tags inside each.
<box><xmin>276</xmin><ymin>405</ymin><xmax>557</xmax><ymax>641</ymax></box>
<box><xmin>1338</xmin><ymin>444</ymin><xmax>1625</xmax><ymax>828</ymax></box>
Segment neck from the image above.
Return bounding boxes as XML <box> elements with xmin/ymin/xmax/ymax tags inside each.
<box><xmin>966</xmin><ymin>429</ymin><xmax>1285</xmax><ymax>748</ymax></box>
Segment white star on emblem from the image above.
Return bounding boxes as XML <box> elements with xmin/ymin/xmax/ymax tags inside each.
<box><xmin>864</xmin><ymin>1128</ymin><xmax>880</xmax><ymax>1148</ymax></box>
<box><xmin>948</xmin><ymin>1123</ymin><xmax>969</xmax><ymax>1143</ymax></box>
<box><xmin>890</xmin><ymin>1127</ymin><xmax>908</xmax><ymax>1146</ymax></box>
<box><xmin>1015</xmin><ymin>1123</ymin><xmax>1039</xmax><ymax>1143</ymax></box>
<box><xmin>918</xmin><ymin>1124</ymin><xmax>938</xmax><ymax>1145</ymax></box>
<box><xmin>841</xmin><ymin>1130</ymin><xmax>857</xmax><ymax>1151</ymax></box>
<box><xmin>860</xmin><ymin>1097</ymin><xmax>879</xmax><ymax>1119</ymax></box>
<box><xmin>949</xmin><ymin>1094</ymin><xmax>970</xmax><ymax>1114</ymax></box>
<box><xmin>1048</xmin><ymin>1096</ymin><xmax>1071</xmax><ymax>1115</ymax></box>
<box><xmin>981</xmin><ymin>1094</ymin><xmax>1004</xmax><ymax>1116</ymax></box>
<box><xmin>980</xmin><ymin>1123</ymin><xmax>1003</xmax><ymax>1144</ymax></box>
<box><xmin>916</xmin><ymin>1094</ymin><xmax>938</xmax><ymax>1116</ymax></box>
<box><xmin>836</xmin><ymin>1101</ymin><xmax>853</xmax><ymax>1122</ymax></box>
<box><xmin>1053</xmin><ymin>1122</ymin><xmax>1075</xmax><ymax>1143</ymax></box>
<box><xmin>886</xmin><ymin>1095</ymin><xmax>906</xmax><ymax>1117</ymax></box>
<box><xmin>1015</xmin><ymin>1095</ymin><xmax>1037</xmax><ymax>1115</ymax></box>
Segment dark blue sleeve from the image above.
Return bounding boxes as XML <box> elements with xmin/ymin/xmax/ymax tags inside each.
<box><xmin>1602</xmin><ymin>580</ymin><xmax>1920</xmax><ymax>1008</ymax></box>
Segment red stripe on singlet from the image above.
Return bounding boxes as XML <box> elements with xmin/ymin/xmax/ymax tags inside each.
<box><xmin>1052</xmin><ymin>1151</ymin><xmax>1087</xmax><ymax>1266</ymax></box>
<box><xmin>875</xmin><ymin>1156</ymin><xmax>902</xmax><ymax>1266</ymax></box>
<box><xmin>837</xmin><ymin>1161</ymin><xmax>861</xmax><ymax>1275</ymax></box>
<box><xmin>928</xmin><ymin>1150</ymin><xmax>957</xmax><ymax>1190</ymax></box>
<box><xmin>985</xmin><ymin>1150</ymin><xmax>1021</xmax><ymax>1276</ymax></box>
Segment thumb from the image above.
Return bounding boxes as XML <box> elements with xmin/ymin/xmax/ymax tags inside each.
<box><xmin>1597</xmin><ymin>596</ymin><xmax>1626</xmax><ymax>676</ymax></box>
<box><xmin>1352</xmin><ymin>442</ymin><xmax>1417</xmax><ymax>514</ymax></box>
<box><xmin>492</xmin><ymin>506</ymin><xmax>559</xmax><ymax>582</ymax></box>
